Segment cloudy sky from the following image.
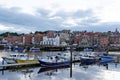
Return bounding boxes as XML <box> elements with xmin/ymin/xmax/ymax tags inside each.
<box><xmin>0</xmin><ymin>0</ymin><xmax>120</xmax><ymax>33</ymax></box>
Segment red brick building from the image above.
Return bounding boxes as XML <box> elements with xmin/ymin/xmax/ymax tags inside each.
<box><xmin>34</xmin><ymin>33</ymin><xmax>43</xmax><ymax>44</ymax></box>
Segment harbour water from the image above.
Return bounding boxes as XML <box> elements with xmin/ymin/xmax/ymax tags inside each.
<box><xmin>0</xmin><ymin>50</ymin><xmax>120</xmax><ymax>80</ymax></box>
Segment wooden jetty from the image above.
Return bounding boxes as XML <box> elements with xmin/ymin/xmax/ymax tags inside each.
<box><xmin>0</xmin><ymin>60</ymin><xmax>80</xmax><ymax>70</ymax></box>
<box><xmin>0</xmin><ymin>62</ymin><xmax>40</xmax><ymax>70</ymax></box>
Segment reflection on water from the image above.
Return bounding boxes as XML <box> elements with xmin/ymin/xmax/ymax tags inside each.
<box><xmin>0</xmin><ymin>50</ymin><xmax>120</xmax><ymax>80</ymax></box>
<box><xmin>0</xmin><ymin>63</ymin><xmax>120</xmax><ymax>80</ymax></box>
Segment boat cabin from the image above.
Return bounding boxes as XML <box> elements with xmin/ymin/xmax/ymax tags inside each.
<box><xmin>9</xmin><ymin>53</ymin><xmax>35</xmax><ymax>60</ymax></box>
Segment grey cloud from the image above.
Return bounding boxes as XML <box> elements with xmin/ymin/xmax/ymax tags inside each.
<box><xmin>74</xmin><ymin>10</ymin><xmax>100</xmax><ymax>25</ymax></box>
<box><xmin>71</xmin><ymin>22</ymin><xmax>120</xmax><ymax>32</ymax></box>
<box><xmin>81</xmin><ymin>17</ymin><xmax>100</xmax><ymax>24</ymax></box>
<box><xmin>54</xmin><ymin>9</ymin><xmax>94</xmax><ymax>19</ymax></box>
<box><xmin>36</xmin><ymin>8</ymin><xmax>51</xmax><ymax>17</ymax></box>
<box><xmin>54</xmin><ymin>9</ymin><xmax>100</xmax><ymax>26</ymax></box>
<box><xmin>73</xmin><ymin>9</ymin><xmax>93</xmax><ymax>18</ymax></box>
<box><xmin>54</xmin><ymin>11</ymin><xmax>72</xmax><ymax>18</ymax></box>
<box><xmin>93</xmin><ymin>22</ymin><xmax>120</xmax><ymax>32</ymax></box>
<box><xmin>0</xmin><ymin>6</ymin><xmax>119</xmax><ymax>33</ymax></box>
<box><xmin>0</xmin><ymin>6</ymin><xmax>36</xmax><ymax>27</ymax></box>
<box><xmin>0</xmin><ymin>6</ymin><xmax>64</xmax><ymax>32</ymax></box>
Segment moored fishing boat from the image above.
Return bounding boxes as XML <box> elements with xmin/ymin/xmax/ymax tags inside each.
<box><xmin>2</xmin><ymin>53</ymin><xmax>38</xmax><ymax>64</ymax></box>
<box><xmin>38</xmin><ymin>56</ymin><xmax>70</xmax><ymax>67</ymax></box>
<box><xmin>79</xmin><ymin>51</ymin><xmax>99</xmax><ymax>65</ymax></box>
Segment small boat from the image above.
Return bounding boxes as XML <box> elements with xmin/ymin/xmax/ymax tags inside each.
<box><xmin>13</xmin><ymin>47</ymin><xmax>24</xmax><ymax>52</ymax></box>
<box><xmin>39</xmin><ymin>56</ymin><xmax>70</xmax><ymax>67</ymax></box>
<box><xmin>99</xmin><ymin>55</ymin><xmax>115</xmax><ymax>65</ymax></box>
<box><xmin>84</xmin><ymin>48</ymin><xmax>93</xmax><ymax>52</ymax></box>
<box><xmin>79</xmin><ymin>52</ymin><xmax>99</xmax><ymax>65</ymax></box>
<box><xmin>13</xmin><ymin>46</ymin><xmax>24</xmax><ymax>52</ymax></box>
<box><xmin>2</xmin><ymin>53</ymin><xmax>38</xmax><ymax>64</ymax></box>
<box><xmin>30</xmin><ymin>47</ymin><xmax>40</xmax><ymax>52</ymax></box>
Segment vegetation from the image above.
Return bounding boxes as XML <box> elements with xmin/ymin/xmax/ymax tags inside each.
<box><xmin>34</xmin><ymin>31</ymin><xmax>48</xmax><ymax>34</ymax></box>
<box><xmin>0</xmin><ymin>32</ymin><xmax>19</xmax><ymax>37</ymax></box>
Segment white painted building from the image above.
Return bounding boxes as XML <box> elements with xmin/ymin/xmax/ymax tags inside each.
<box><xmin>32</xmin><ymin>36</ymin><xmax>35</xmax><ymax>44</ymax></box>
<box><xmin>2</xmin><ymin>38</ymin><xmax>8</xmax><ymax>44</ymax></box>
<box><xmin>22</xmin><ymin>36</ymin><xmax>25</xmax><ymax>45</ymax></box>
<box><xmin>40</xmin><ymin>35</ymin><xmax>60</xmax><ymax>46</ymax></box>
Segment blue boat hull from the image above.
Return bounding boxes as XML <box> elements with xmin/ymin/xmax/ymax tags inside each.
<box><xmin>13</xmin><ymin>48</ymin><xmax>24</xmax><ymax>52</ymax></box>
<box><xmin>100</xmin><ymin>60</ymin><xmax>113</xmax><ymax>65</ymax></box>
<box><xmin>80</xmin><ymin>58</ymin><xmax>97</xmax><ymax>65</ymax></box>
<box><xmin>39</xmin><ymin>60</ymin><xmax>70</xmax><ymax>67</ymax></box>
<box><xmin>99</xmin><ymin>56</ymin><xmax>114</xmax><ymax>65</ymax></box>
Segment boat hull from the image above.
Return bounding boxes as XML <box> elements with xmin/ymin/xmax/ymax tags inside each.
<box><xmin>80</xmin><ymin>57</ymin><xmax>98</xmax><ymax>65</ymax></box>
<box><xmin>2</xmin><ymin>57</ymin><xmax>17</xmax><ymax>64</ymax></box>
<box><xmin>17</xmin><ymin>60</ymin><xmax>38</xmax><ymax>64</ymax></box>
<box><xmin>99</xmin><ymin>56</ymin><xmax>114</xmax><ymax>65</ymax></box>
<box><xmin>2</xmin><ymin>57</ymin><xmax>39</xmax><ymax>64</ymax></box>
<box><xmin>39</xmin><ymin>60</ymin><xmax>70</xmax><ymax>67</ymax></box>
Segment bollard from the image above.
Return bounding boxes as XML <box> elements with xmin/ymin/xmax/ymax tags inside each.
<box><xmin>2</xmin><ymin>60</ymin><xmax>4</xmax><ymax>65</ymax></box>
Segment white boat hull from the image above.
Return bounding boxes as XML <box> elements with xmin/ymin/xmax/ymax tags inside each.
<box><xmin>2</xmin><ymin>57</ymin><xmax>17</xmax><ymax>64</ymax></box>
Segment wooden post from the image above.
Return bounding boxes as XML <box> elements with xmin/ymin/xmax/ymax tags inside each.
<box><xmin>70</xmin><ymin>46</ymin><xmax>72</xmax><ymax>78</ymax></box>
